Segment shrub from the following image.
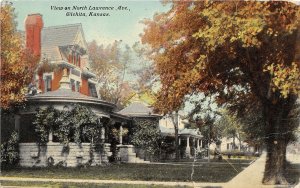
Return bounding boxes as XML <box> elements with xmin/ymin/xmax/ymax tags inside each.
<box><xmin>1</xmin><ymin>131</ymin><xmax>19</xmax><ymax>168</ymax></box>
<box><xmin>130</xmin><ymin>118</ymin><xmax>162</xmax><ymax>159</ymax></box>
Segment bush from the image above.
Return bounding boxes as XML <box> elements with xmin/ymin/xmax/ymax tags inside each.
<box><xmin>221</xmin><ymin>150</ymin><xmax>254</xmax><ymax>158</ymax></box>
<box><xmin>1</xmin><ymin>131</ymin><xmax>19</xmax><ymax>168</ymax></box>
<box><xmin>130</xmin><ymin>118</ymin><xmax>162</xmax><ymax>160</ymax></box>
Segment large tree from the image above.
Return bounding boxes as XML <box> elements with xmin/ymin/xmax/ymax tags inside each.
<box><xmin>88</xmin><ymin>40</ymin><xmax>133</xmax><ymax>108</ymax></box>
<box><xmin>0</xmin><ymin>3</ymin><xmax>39</xmax><ymax>109</ymax></box>
<box><xmin>142</xmin><ymin>1</ymin><xmax>299</xmax><ymax>184</ymax></box>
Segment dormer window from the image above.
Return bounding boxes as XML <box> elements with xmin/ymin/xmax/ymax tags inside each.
<box><xmin>68</xmin><ymin>51</ymin><xmax>81</xmax><ymax>67</ymax></box>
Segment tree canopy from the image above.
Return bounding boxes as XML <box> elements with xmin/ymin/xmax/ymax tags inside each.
<box><xmin>0</xmin><ymin>3</ymin><xmax>39</xmax><ymax>109</ymax></box>
<box><xmin>142</xmin><ymin>1</ymin><xmax>300</xmax><ymax>184</ymax></box>
<box><xmin>88</xmin><ymin>40</ymin><xmax>134</xmax><ymax>107</ymax></box>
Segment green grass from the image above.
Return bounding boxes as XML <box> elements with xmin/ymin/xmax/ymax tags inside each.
<box><xmin>1</xmin><ymin>162</ymin><xmax>250</xmax><ymax>183</ymax></box>
<box><xmin>284</xmin><ymin>163</ymin><xmax>300</xmax><ymax>185</ymax></box>
<box><xmin>0</xmin><ymin>181</ymin><xmax>189</xmax><ymax>188</ymax></box>
<box><xmin>160</xmin><ymin>158</ymin><xmax>254</xmax><ymax>164</ymax></box>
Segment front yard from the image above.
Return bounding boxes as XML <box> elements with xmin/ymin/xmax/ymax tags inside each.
<box><xmin>0</xmin><ymin>181</ymin><xmax>187</xmax><ymax>188</ymax></box>
<box><xmin>1</xmin><ymin>160</ymin><xmax>250</xmax><ymax>183</ymax></box>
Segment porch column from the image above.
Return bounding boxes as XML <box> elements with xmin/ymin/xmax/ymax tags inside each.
<box><xmin>101</xmin><ymin>127</ymin><xmax>105</xmax><ymax>143</ymax></box>
<box><xmin>179</xmin><ymin>137</ymin><xmax>181</xmax><ymax>145</ymax></box>
<box><xmin>119</xmin><ymin>124</ymin><xmax>123</xmax><ymax>145</ymax></box>
<box><xmin>185</xmin><ymin>136</ymin><xmax>190</xmax><ymax>158</ymax></box>
<box><xmin>197</xmin><ymin>139</ymin><xmax>200</xmax><ymax>152</ymax></box>
<box><xmin>48</xmin><ymin>131</ymin><xmax>53</xmax><ymax>143</ymax></box>
<box><xmin>14</xmin><ymin>114</ymin><xmax>21</xmax><ymax>132</ymax></box>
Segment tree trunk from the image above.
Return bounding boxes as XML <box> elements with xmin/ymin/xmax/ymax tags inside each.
<box><xmin>262</xmin><ymin>100</ymin><xmax>293</xmax><ymax>185</ymax></box>
<box><xmin>172</xmin><ymin>111</ymin><xmax>180</xmax><ymax>160</ymax></box>
<box><xmin>263</xmin><ymin>138</ymin><xmax>288</xmax><ymax>184</ymax></box>
<box><xmin>174</xmin><ymin>126</ymin><xmax>180</xmax><ymax>160</ymax></box>
<box><xmin>233</xmin><ymin>136</ymin><xmax>235</xmax><ymax>150</ymax></box>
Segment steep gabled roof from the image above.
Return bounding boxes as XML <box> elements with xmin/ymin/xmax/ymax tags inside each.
<box><xmin>41</xmin><ymin>23</ymin><xmax>85</xmax><ymax>60</ymax></box>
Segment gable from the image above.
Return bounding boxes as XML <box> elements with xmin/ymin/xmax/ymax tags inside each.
<box><xmin>41</xmin><ymin>23</ymin><xmax>86</xmax><ymax>61</ymax></box>
<box><xmin>73</xmin><ymin>26</ymin><xmax>88</xmax><ymax>50</ymax></box>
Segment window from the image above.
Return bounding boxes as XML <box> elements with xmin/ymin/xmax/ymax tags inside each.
<box><xmin>69</xmin><ymin>52</ymin><xmax>81</xmax><ymax>67</ymax></box>
<box><xmin>72</xmin><ymin>52</ymin><xmax>76</xmax><ymax>65</ymax></box>
<box><xmin>78</xmin><ymin>55</ymin><xmax>81</xmax><ymax>67</ymax></box>
<box><xmin>75</xmin><ymin>81</ymin><xmax>80</xmax><ymax>92</ymax></box>
<box><xmin>70</xmin><ymin>79</ymin><xmax>75</xmax><ymax>91</ymax></box>
<box><xmin>45</xmin><ymin>75</ymin><xmax>52</xmax><ymax>92</ymax></box>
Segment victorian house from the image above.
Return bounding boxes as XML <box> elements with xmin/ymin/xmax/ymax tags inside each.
<box><xmin>14</xmin><ymin>13</ymin><xmax>203</xmax><ymax>167</ymax></box>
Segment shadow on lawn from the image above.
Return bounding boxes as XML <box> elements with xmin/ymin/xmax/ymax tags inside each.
<box><xmin>284</xmin><ymin>163</ymin><xmax>300</xmax><ymax>186</ymax></box>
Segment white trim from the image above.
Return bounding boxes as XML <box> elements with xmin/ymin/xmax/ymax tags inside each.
<box><xmin>69</xmin><ymin>73</ymin><xmax>81</xmax><ymax>83</ymax></box>
<box><xmin>42</xmin><ymin>72</ymin><xmax>54</xmax><ymax>80</ymax></box>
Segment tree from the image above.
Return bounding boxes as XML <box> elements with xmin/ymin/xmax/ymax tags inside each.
<box><xmin>88</xmin><ymin>40</ymin><xmax>133</xmax><ymax>108</ymax></box>
<box><xmin>131</xmin><ymin>42</ymin><xmax>157</xmax><ymax>92</ymax></box>
<box><xmin>142</xmin><ymin>1</ymin><xmax>299</xmax><ymax>184</ymax></box>
<box><xmin>239</xmin><ymin>106</ymin><xmax>265</xmax><ymax>150</ymax></box>
<box><xmin>0</xmin><ymin>3</ymin><xmax>39</xmax><ymax>109</ymax></box>
<box><xmin>219</xmin><ymin>110</ymin><xmax>246</xmax><ymax>151</ymax></box>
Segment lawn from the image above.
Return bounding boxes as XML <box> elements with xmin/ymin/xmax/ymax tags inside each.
<box><xmin>1</xmin><ymin>161</ymin><xmax>250</xmax><ymax>183</ymax></box>
<box><xmin>0</xmin><ymin>181</ymin><xmax>189</xmax><ymax>188</ymax></box>
<box><xmin>285</xmin><ymin>163</ymin><xmax>300</xmax><ymax>185</ymax></box>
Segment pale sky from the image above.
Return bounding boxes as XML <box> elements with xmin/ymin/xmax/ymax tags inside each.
<box><xmin>12</xmin><ymin>0</ymin><xmax>170</xmax><ymax>46</ymax></box>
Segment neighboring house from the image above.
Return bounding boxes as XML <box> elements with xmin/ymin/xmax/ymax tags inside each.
<box><xmin>210</xmin><ymin>137</ymin><xmax>255</xmax><ymax>153</ymax></box>
<box><xmin>119</xmin><ymin>98</ymin><xmax>203</xmax><ymax>159</ymax></box>
<box><xmin>159</xmin><ymin>113</ymin><xmax>203</xmax><ymax>158</ymax></box>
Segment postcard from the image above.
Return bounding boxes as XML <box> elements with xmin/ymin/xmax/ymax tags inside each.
<box><xmin>1</xmin><ymin>0</ymin><xmax>299</xmax><ymax>187</ymax></box>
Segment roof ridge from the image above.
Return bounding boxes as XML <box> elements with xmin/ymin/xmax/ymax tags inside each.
<box><xmin>43</xmin><ymin>23</ymin><xmax>82</xmax><ymax>29</ymax></box>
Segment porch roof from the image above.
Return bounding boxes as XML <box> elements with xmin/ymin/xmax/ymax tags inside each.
<box><xmin>159</xmin><ymin>125</ymin><xmax>203</xmax><ymax>139</ymax></box>
<box><xmin>118</xmin><ymin>101</ymin><xmax>161</xmax><ymax>118</ymax></box>
<box><xmin>26</xmin><ymin>88</ymin><xmax>116</xmax><ymax>110</ymax></box>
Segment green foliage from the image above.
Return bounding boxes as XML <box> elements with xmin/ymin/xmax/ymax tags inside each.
<box><xmin>33</xmin><ymin>106</ymin><xmax>58</xmax><ymax>144</ymax></box>
<box><xmin>1</xmin><ymin>111</ymin><xmax>15</xmax><ymax>143</ymax></box>
<box><xmin>1</xmin><ymin>131</ymin><xmax>19</xmax><ymax>167</ymax></box>
<box><xmin>111</xmin><ymin>127</ymin><xmax>128</xmax><ymax>141</ymax></box>
<box><xmin>69</xmin><ymin>104</ymin><xmax>99</xmax><ymax>144</ymax></box>
<box><xmin>54</xmin><ymin>110</ymin><xmax>72</xmax><ymax>146</ymax></box>
<box><xmin>218</xmin><ymin>110</ymin><xmax>246</xmax><ymax>146</ymax></box>
<box><xmin>130</xmin><ymin>118</ymin><xmax>162</xmax><ymax>155</ymax></box>
<box><xmin>198</xmin><ymin>115</ymin><xmax>223</xmax><ymax>145</ymax></box>
<box><xmin>33</xmin><ymin>104</ymin><xmax>102</xmax><ymax>146</ymax></box>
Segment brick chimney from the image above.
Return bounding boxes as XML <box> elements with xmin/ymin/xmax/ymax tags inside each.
<box><xmin>25</xmin><ymin>13</ymin><xmax>43</xmax><ymax>56</ymax></box>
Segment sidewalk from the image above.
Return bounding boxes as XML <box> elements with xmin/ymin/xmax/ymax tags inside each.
<box><xmin>225</xmin><ymin>152</ymin><xmax>299</xmax><ymax>188</ymax></box>
<box><xmin>225</xmin><ymin>152</ymin><xmax>268</xmax><ymax>188</ymax></box>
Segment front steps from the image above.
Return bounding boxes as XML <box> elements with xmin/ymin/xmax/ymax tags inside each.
<box><xmin>117</xmin><ymin>145</ymin><xmax>150</xmax><ymax>164</ymax></box>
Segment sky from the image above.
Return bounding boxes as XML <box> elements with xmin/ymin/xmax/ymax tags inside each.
<box><xmin>12</xmin><ymin>0</ymin><xmax>170</xmax><ymax>46</ymax></box>
<box><xmin>11</xmin><ymin>0</ymin><xmax>170</xmax><ymax>87</ymax></box>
